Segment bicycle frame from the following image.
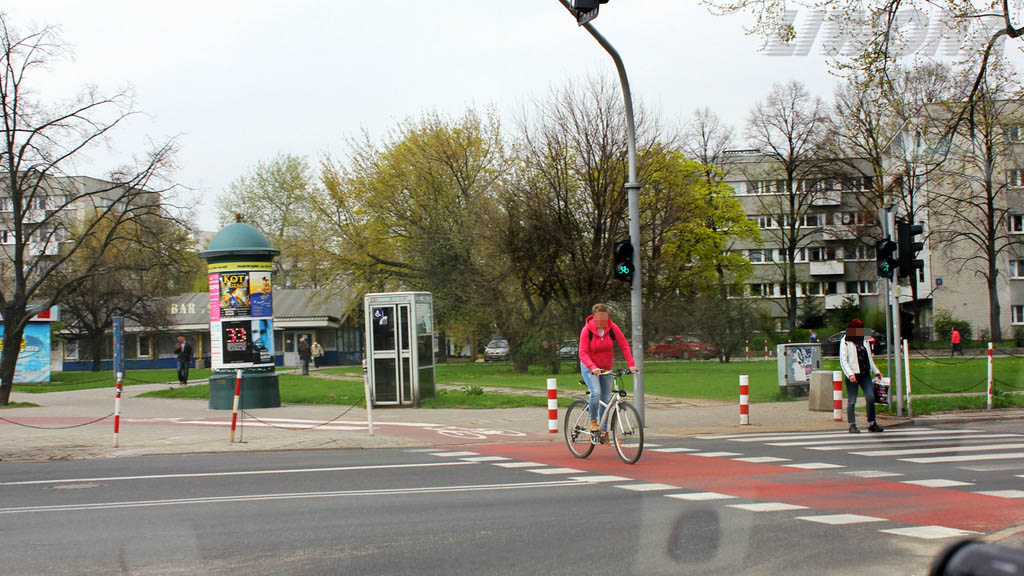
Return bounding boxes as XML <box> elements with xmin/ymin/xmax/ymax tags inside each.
<box><xmin>581</xmin><ymin>370</ymin><xmax>630</xmax><ymax>436</ymax></box>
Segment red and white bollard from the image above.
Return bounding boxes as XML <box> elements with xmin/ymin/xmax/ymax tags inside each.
<box><xmin>745</xmin><ymin>340</ymin><xmax>749</xmax><ymax>361</ymax></box>
<box><xmin>113</xmin><ymin>371</ymin><xmax>123</xmax><ymax>447</ymax></box>
<box><xmin>987</xmin><ymin>342</ymin><xmax>994</xmax><ymax>410</ymax></box>
<box><xmin>547</xmin><ymin>378</ymin><xmax>558</xmax><ymax>433</ymax></box>
<box><xmin>832</xmin><ymin>370</ymin><xmax>843</xmax><ymax>422</ymax></box>
<box><xmin>764</xmin><ymin>341</ymin><xmax>769</xmax><ymax>360</ymax></box>
<box><xmin>739</xmin><ymin>375</ymin><xmax>749</xmax><ymax>425</ymax></box>
<box><xmin>230</xmin><ymin>369</ymin><xmax>242</xmax><ymax>443</ymax></box>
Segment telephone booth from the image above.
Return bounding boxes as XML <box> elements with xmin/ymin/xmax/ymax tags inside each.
<box><xmin>364</xmin><ymin>292</ymin><xmax>435</xmax><ymax>407</ymax></box>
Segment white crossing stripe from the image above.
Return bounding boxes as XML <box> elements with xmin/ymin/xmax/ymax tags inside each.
<box><xmin>768</xmin><ymin>431</ymin><xmax>1000</xmax><ymax>447</ymax></box>
<box><xmin>492</xmin><ymin>462</ymin><xmax>544</xmax><ymax>468</ymax></box>
<box><xmin>615</xmin><ymin>483</ymin><xmax>679</xmax><ymax>492</ymax></box>
<box><xmin>842</xmin><ymin>470</ymin><xmax>904</xmax><ymax>478</ymax></box>
<box><xmin>733</xmin><ymin>456</ymin><xmax>790</xmax><ymax>463</ymax></box>
<box><xmin>852</xmin><ymin>443</ymin><xmax>1024</xmax><ymax>457</ymax></box>
<box><xmin>650</xmin><ymin>447</ymin><xmax>699</xmax><ymax>453</ymax></box>
<box><xmin>715</xmin><ymin>429</ymin><xmax>980</xmax><ymax>443</ymax></box>
<box><xmin>796</xmin><ymin>514</ymin><xmax>887</xmax><ymax>525</ymax></box>
<box><xmin>727</xmin><ymin>502</ymin><xmax>808</xmax><ymax>512</ymax></box>
<box><xmin>693</xmin><ymin>452</ymin><xmax>742</xmax><ymax>458</ymax></box>
<box><xmin>900</xmin><ymin>479</ymin><xmax>974</xmax><ymax>488</ymax></box>
<box><xmin>430</xmin><ymin>451</ymin><xmax>479</xmax><ymax>457</ymax></box>
<box><xmin>696</xmin><ymin>431</ymin><xmax>851</xmax><ymax>440</ymax></box>
<box><xmin>784</xmin><ymin>462</ymin><xmax>845</xmax><ymax>470</ymax></box>
<box><xmin>973</xmin><ymin>490</ymin><xmax>1024</xmax><ymax>499</ymax></box>
<box><xmin>901</xmin><ymin>453</ymin><xmax>1024</xmax><ymax>464</ymax></box>
<box><xmin>570</xmin><ymin>475</ymin><xmax>631</xmax><ymax>483</ymax></box>
<box><xmin>527</xmin><ymin>468</ymin><xmax>586</xmax><ymax>475</ymax></box>
<box><xmin>879</xmin><ymin>526</ymin><xmax>979</xmax><ymax>539</ymax></box>
<box><xmin>459</xmin><ymin>456</ymin><xmax>510</xmax><ymax>462</ymax></box>
<box><xmin>667</xmin><ymin>492</ymin><xmax>737</xmax><ymax>501</ymax></box>
<box><xmin>807</xmin><ymin>434</ymin><xmax>1024</xmax><ymax>451</ymax></box>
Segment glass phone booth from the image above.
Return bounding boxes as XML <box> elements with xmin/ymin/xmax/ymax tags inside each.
<box><xmin>364</xmin><ymin>292</ymin><xmax>435</xmax><ymax>407</ymax></box>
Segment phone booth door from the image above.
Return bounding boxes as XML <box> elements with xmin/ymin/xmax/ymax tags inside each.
<box><xmin>369</xmin><ymin>304</ymin><xmax>412</xmax><ymax>405</ymax></box>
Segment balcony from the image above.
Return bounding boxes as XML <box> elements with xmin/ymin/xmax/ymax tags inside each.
<box><xmin>825</xmin><ymin>293</ymin><xmax>858</xmax><ymax>309</ymax></box>
<box><xmin>821</xmin><ymin>225</ymin><xmax>856</xmax><ymax>241</ymax></box>
<box><xmin>809</xmin><ymin>260</ymin><xmax>844</xmax><ymax>275</ymax></box>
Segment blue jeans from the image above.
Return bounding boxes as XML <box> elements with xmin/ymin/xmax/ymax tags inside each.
<box><xmin>580</xmin><ymin>363</ymin><xmax>611</xmax><ymax>428</ymax></box>
<box><xmin>846</xmin><ymin>372</ymin><xmax>876</xmax><ymax>425</ymax></box>
<box><xmin>177</xmin><ymin>360</ymin><xmax>190</xmax><ymax>384</ymax></box>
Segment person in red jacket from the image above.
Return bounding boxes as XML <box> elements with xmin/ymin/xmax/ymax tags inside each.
<box><xmin>578</xmin><ymin>303</ymin><xmax>636</xmax><ymax>439</ymax></box>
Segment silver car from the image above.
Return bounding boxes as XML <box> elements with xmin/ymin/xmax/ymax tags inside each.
<box><xmin>484</xmin><ymin>339</ymin><xmax>510</xmax><ymax>361</ymax></box>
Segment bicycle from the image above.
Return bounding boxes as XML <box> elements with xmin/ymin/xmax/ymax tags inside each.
<box><xmin>563</xmin><ymin>368</ymin><xmax>644</xmax><ymax>464</ymax></box>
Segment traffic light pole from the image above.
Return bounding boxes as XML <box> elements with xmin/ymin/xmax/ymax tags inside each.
<box><xmin>557</xmin><ymin>0</ymin><xmax>645</xmax><ymax>419</ymax></box>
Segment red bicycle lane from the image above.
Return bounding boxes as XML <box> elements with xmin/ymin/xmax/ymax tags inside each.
<box><xmin>467</xmin><ymin>442</ymin><xmax>1024</xmax><ymax>534</ymax></box>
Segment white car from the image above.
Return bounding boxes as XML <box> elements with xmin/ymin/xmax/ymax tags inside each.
<box><xmin>484</xmin><ymin>339</ymin><xmax>510</xmax><ymax>361</ymax></box>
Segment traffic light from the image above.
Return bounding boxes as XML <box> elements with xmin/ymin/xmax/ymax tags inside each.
<box><xmin>900</xmin><ymin>310</ymin><xmax>915</xmax><ymax>341</ymax></box>
<box><xmin>613</xmin><ymin>239</ymin><xmax>634</xmax><ymax>283</ymax></box>
<box><xmin>875</xmin><ymin>239</ymin><xmax>897</xmax><ymax>278</ymax></box>
<box><xmin>897</xmin><ymin>219</ymin><xmax>924</xmax><ymax>279</ymax></box>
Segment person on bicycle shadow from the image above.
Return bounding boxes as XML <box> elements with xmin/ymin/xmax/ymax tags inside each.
<box><xmin>578</xmin><ymin>303</ymin><xmax>636</xmax><ymax>443</ymax></box>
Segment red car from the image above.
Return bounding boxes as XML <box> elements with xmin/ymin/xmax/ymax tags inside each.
<box><xmin>647</xmin><ymin>335</ymin><xmax>718</xmax><ymax>360</ymax></box>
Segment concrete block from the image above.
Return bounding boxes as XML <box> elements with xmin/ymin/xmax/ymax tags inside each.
<box><xmin>808</xmin><ymin>371</ymin><xmax>835</xmax><ymax>411</ymax></box>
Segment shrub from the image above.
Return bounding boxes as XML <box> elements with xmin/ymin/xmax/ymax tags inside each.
<box><xmin>933</xmin><ymin>309</ymin><xmax>972</xmax><ymax>342</ymax></box>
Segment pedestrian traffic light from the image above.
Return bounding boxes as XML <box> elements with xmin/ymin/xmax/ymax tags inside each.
<box><xmin>613</xmin><ymin>239</ymin><xmax>634</xmax><ymax>283</ymax></box>
<box><xmin>896</xmin><ymin>219</ymin><xmax>925</xmax><ymax>279</ymax></box>
<box><xmin>875</xmin><ymin>238</ymin><xmax>897</xmax><ymax>278</ymax></box>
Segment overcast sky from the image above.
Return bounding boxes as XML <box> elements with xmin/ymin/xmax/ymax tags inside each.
<box><xmin>9</xmin><ymin>1</ymin><xmax>1023</xmax><ymax>232</ymax></box>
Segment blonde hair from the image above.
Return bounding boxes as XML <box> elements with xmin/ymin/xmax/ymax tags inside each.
<box><xmin>592</xmin><ymin>303</ymin><xmax>609</xmax><ymax>315</ymax></box>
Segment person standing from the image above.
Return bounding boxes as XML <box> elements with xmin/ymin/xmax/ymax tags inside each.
<box><xmin>311</xmin><ymin>340</ymin><xmax>324</xmax><ymax>368</ymax></box>
<box><xmin>298</xmin><ymin>336</ymin><xmax>312</xmax><ymax>376</ymax></box>
<box><xmin>951</xmin><ymin>328</ymin><xmax>962</xmax><ymax>357</ymax></box>
<box><xmin>839</xmin><ymin>318</ymin><xmax>884</xmax><ymax>434</ymax></box>
<box><xmin>578</xmin><ymin>303</ymin><xmax>636</xmax><ymax>443</ymax></box>
<box><xmin>174</xmin><ymin>335</ymin><xmax>193</xmax><ymax>388</ymax></box>
<box><xmin>809</xmin><ymin>330</ymin><xmax>818</xmax><ymax>343</ymax></box>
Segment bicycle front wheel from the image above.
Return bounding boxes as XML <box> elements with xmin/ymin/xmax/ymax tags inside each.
<box><xmin>564</xmin><ymin>400</ymin><xmax>594</xmax><ymax>459</ymax></box>
<box><xmin>611</xmin><ymin>401</ymin><xmax>644</xmax><ymax>464</ymax></box>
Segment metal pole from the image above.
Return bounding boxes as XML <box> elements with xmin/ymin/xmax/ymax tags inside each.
<box><xmin>557</xmin><ymin>0</ymin><xmax>645</xmax><ymax>419</ymax></box>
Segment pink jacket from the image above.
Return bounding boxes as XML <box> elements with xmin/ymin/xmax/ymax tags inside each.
<box><xmin>578</xmin><ymin>314</ymin><xmax>635</xmax><ymax>372</ymax></box>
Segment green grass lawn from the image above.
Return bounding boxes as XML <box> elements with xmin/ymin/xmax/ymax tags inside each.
<box><xmin>17</xmin><ymin>356</ymin><xmax>1024</xmax><ymax>415</ymax></box>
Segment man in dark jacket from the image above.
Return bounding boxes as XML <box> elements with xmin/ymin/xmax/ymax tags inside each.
<box><xmin>175</xmin><ymin>335</ymin><xmax>194</xmax><ymax>387</ymax></box>
<box><xmin>298</xmin><ymin>337</ymin><xmax>312</xmax><ymax>376</ymax></box>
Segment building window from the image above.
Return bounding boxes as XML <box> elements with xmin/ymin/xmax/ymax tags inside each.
<box><xmin>1008</xmin><ymin>169</ymin><xmax>1024</xmax><ymax>188</ymax></box>
<box><xmin>752</xmin><ymin>215</ymin><xmax>775</xmax><ymax>229</ymax></box>
<box><xmin>803</xmin><ymin>213</ymin><xmax>822</xmax><ymax>227</ymax></box>
<box><xmin>748</xmin><ymin>250</ymin><xmax>764</xmax><ymax>263</ymax></box>
<box><xmin>1011</xmin><ymin>260</ymin><xmax>1024</xmax><ymax>279</ymax></box>
<box><xmin>137</xmin><ymin>336</ymin><xmax>152</xmax><ymax>358</ymax></box>
<box><xmin>848</xmin><ymin>245</ymin><xmax>874</xmax><ymax>260</ymax></box>
<box><xmin>64</xmin><ymin>340</ymin><xmax>79</xmax><ymax>361</ymax></box>
<box><xmin>1013</xmin><ymin>305</ymin><xmax>1024</xmax><ymax>325</ymax></box>
<box><xmin>1007</xmin><ymin>124</ymin><xmax>1024</xmax><ymax>143</ymax></box>
<box><xmin>0</xmin><ymin>196</ymin><xmax>10</xmax><ymax>212</ymax></box>
<box><xmin>825</xmin><ymin>281</ymin><xmax>838</xmax><ymax>295</ymax></box>
<box><xmin>839</xmin><ymin>211</ymin><xmax>866</xmax><ymax>226</ymax></box>
<box><xmin>801</xmin><ymin>282</ymin><xmax>822</xmax><ymax>296</ymax></box>
<box><xmin>1011</xmin><ymin>215</ymin><xmax>1024</xmax><ymax>233</ymax></box>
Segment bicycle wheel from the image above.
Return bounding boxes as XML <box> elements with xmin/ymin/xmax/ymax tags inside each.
<box><xmin>564</xmin><ymin>400</ymin><xmax>594</xmax><ymax>459</ymax></box>
<box><xmin>611</xmin><ymin>401</ymin><xmax>644</xmax><ymax>464</ymax></box>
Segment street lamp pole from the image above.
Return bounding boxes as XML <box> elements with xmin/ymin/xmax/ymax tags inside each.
<box><xmin>557</xmin><ymin>0</ymin><xmax>645</xmax><ymax>419</ymax></box>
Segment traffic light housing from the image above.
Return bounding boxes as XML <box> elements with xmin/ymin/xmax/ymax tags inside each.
<box><xmin>572</xmin><ymin>0</ymin><xmax>609</xmax><ymax>24</ymax></box>
<box><xmin>613</xmin><ymin>239</ymin><xmax>634</xmax><ymax>283</ymax></box>
<box><xmin>875</xmin><ymin>239</ymin><xmax>897</xmax><ymax>278</ymax></box>
<box><xmin>897</xmin><ymin>219</ymin><xmax>924</xmax><ymax>279</ymax></box>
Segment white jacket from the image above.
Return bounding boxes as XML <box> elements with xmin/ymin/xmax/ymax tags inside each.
<box><xmin>839</xmin><ymin>336</ymin><xmax>881</xmax><ymax>380</ymax></box>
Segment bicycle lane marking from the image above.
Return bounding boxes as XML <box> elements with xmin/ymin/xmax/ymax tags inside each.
<box><xmin>462</xmin><ymin>442</ymin><xmax>1024</xmax><ymax>534</ymax></box>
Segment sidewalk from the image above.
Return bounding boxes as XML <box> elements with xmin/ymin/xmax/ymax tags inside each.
<box><xmin>2</xmin><ymin>380</ymin><xmax>1022</xmax><ymax>463</ymax></box>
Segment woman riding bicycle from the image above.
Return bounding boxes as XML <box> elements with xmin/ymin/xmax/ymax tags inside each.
<box><xmin>578</xmin><ymin>303</ymin><xmax>636</xmax><ymax>440</ymax></box>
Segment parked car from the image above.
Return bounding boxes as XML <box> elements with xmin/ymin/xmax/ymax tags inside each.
<box><xmin>647</xmin><ymin>335</ymin><xmax>718</xmax><ymax>360</ymax></box>
<box><xmin>558</xmin><ymin>339</ymin><xmax>579</xmax><ymax>360</ymax></box>
<box><xmin>484</xmin><ymin>339</ymin><xmax>510</xmax><ymax>361</ymax></box>
<box><xmin>820</xmin><ymin>328</ymin><xmax>887</xmax><ymax>356</ymax></box>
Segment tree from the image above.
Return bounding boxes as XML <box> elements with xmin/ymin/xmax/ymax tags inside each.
<box><xmin>52</xmin><ymin>212</ymin><xmax>199</xmax><ymax>370</ymax></box>
<box><xmin>742</xmin><ymin>80</ymin><xmax>830</xmax><ymax>330</ymax></box>
<box><xmin>928</xmin><ymin>57</ymin><xmax>1023</xmax><ymax>341</ymax></box>
<box><xmin>217</xmin><ymin>154</ymin><xmax>320</xmax><ymax>288</ymax></box>
<box><xmin>0</xmin><ymin>16</ymin><xmax>181</xmax><ymax>404</ymax></box>
<box><xmin>682</xmin><ymin>107</ymin><xmax>736</xmax><ymax>182</ymax></box>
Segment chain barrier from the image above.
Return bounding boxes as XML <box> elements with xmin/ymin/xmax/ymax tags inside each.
<box><xmin>0</xmin><ymin>412</ymin><xmax>114</xmax><ymax>430</ymax></box>
<box><xmin>906</xmin><ymin>346</ymin><xmax>981</xmax><ymax>366</ymax></box>
<box><xmin>910</xmin><ymin>372</ymin><xmax>988</xmax><ymax>395</ymax></box>
<box><xmin>241</xmin><ymin>395</ymin><xmax>366</xmax><ymax>432</ymax></box>
<box><xmin>993</xmin><ymin>377</ymin><xmax>1024</xmax><ymax>391</ymax></box>
<box><xmin>993</xmin><ymin>347</ymin><xmax>1024</xmax><ymax>359</ymax></box>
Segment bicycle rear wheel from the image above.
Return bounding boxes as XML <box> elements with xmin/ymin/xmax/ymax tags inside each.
<box><xmin>564</xmin><ymin>400</ymin><xmax>594</xmax><ymax>458</ymax></box>
<box><xmin>611</xmin><ymin>401</ymin><xmax>644</xmax><ymax>464</ymax></box>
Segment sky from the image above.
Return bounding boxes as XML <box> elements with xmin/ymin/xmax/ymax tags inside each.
<box><xmin>8</xmin><ymin>1</ymin><xmax>1023</xmax><ymax>232</ymax></box>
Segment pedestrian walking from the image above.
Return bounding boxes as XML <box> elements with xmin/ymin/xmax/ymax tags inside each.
<box><xmin>311</xmin><ymin>340</ymin><xmax>324</xmax><ymax>368</ymax></box>
<box><xmin>951</xmin><ymin>328</ymin><xmax>962</xmax><ymax>357</ymax></box>
<box><xmin>174</xmin><ymin>335</ymin><xmax>194</xmax><ymax>387</ymax></box>
<box><xmin>298</xmin><ymin>337</ymin><xmax>312</xmax><ymax>376</ymax></box>
<box><xmin>839</xmin><ymin>318</ymin><xmax>884</xmax><ymax>434</ymax></box>
<box><xmin>809</xmin><ymin>329</ymin><xmax>818</xmax><ymax>343</ymax></box>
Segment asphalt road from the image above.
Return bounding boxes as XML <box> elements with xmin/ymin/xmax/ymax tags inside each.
<box><xmin>1</xmin><ymin>422</ymin><xmax>1021</xmax><ymax>575</ymax></box>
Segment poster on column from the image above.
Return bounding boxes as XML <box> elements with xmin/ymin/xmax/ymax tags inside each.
<box><xmin>219</xmin><ymin>272</ymin><xmax>251</xmax><ymax>317</ymax></box>
<box><xmin>249</xmin><ymin>271</ymin><xmax>273</xmax><ymax>317</ymax></box>
<box><xmin>219</xmin><ymin>319</ymin><xmax>275</xmax><ymax>368</ymax></box>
